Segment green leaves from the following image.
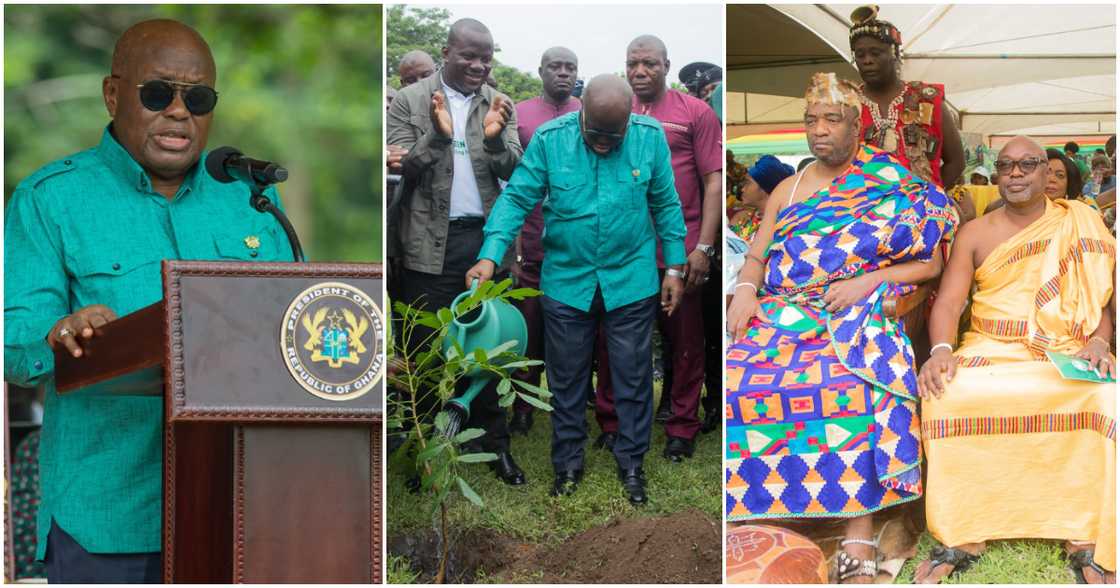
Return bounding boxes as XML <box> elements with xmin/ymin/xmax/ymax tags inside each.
<box><xmin>456</xmin><ymin>452</ymin><xmax>497</xmax><ymax>463</ymax></box>
<box><xmin>452</xmin><ymin>427</ymin><xmax>485</xmax><ymax>444</ymax></box>
<box><xmin>457</xmin><ymin>476</ymin><xmax>483</xmax><ymax>507</ymax></box>
<box><xmin>516</xmin><ymin>392</ymin><xmax>553</xmax><ymax>411</ymax></box>
<box><xmin>389</xmin><ymin>285</ymin><xmax>548</xmax><ymax>518</ymax></box>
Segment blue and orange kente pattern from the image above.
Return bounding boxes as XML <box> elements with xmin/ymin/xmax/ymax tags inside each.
<box><xmin>726</xmin><ymin>145</ymin><xmax>956</xmax><ymax>520</ymax></box>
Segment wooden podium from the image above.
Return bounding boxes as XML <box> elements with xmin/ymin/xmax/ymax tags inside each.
<box><xmin>55</xmin><ymin>261</ymin><xmax>383</xmax><ymax>583</ymax></box>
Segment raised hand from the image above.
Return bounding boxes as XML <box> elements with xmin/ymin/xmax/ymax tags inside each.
<box><xmin>483</xmin><ymin>96</ymin><xmax>513</xmax><ymax>140</ymax></box>
<box><xmin>430</xmin><ymin>91</ymin><xmax>453</xmax><ymax>137</ymax></box>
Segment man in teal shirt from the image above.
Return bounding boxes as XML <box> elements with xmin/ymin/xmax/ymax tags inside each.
<box><xmin>466</xmin><ymin>74</ymin><xmax>687</xmax><ymax>505</ymax></box>
<box><xmin>4</xmin><ymin>20</ymin><xmax>291</xmax><ymax>583</ymax></box>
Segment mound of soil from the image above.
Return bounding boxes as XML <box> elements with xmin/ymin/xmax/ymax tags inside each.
<box><xmin>390</xmin><ymin>509</ymin><xmax>721</xmax><ymax>584</ymax></box>
<box><xmin>514</xmin><ymin>508</ymin><xmax>722</xmax><ymax>584</ymax></box>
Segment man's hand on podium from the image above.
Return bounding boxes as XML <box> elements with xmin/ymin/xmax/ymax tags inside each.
<box><xmin>47</xmin><ymin>304</ymin><xmax>117</xmax><ymax>358</ymax></box>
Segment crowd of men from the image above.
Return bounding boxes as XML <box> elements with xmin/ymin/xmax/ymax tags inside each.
<box><xmin>386</xmin><ymin>19</ymin><xmax>723</xmax><ymax>505</ymax></box>
<box><xmin>725</xmin><ymin>6</ymin><xmax>1115</xmax><ymax>585</ymax></box>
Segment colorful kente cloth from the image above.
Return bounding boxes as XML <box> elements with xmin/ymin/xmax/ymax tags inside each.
<box><xmin>729</xmin><ymin>208</ymin><xmax>763</xmax><ymax>245</ymax></box>
<box><xmin>726</xmin><ymin>144</ymin><xmax>955</xmax><ymax>520</ymax></box>
<box><xmin>924</xmin><ymin>198</ymin><xmax>1116</xmax><ymax>571</ymax></box>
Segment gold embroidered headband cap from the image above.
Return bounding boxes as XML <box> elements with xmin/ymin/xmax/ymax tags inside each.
<box><xmin>804</xmin><ymin>72</ymin><xmax>862</xmax><ymax>111</ymax></box>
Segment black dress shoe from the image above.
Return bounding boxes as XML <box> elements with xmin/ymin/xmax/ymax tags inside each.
<box><xmin>617</xmin><ymin>466</ymin><xmax>647</xmax><ymax>505</ymax></box>
<box><xmin>509</xmin><ymin>411</ymin><xmax>534</xmax><ymax>436</ymax></box>
<box><xmin>550</xmin><ymin>469</ymin><xmax>583</xmax><ymax>497</ymax></box>
<box><xmin>700</xmin><ymin>409</ymin><xmax>720</xmax><ymax>434</ymax></box>
<box><xmin>488</xmin><ymin>451</ymin><xmax>526</xmax><ymax>486</ymax></box>
<box><xmin>663</xmin><ymin>436</ymin><xmax>695</xmax><ymax>462</ymax></box>
<box><xmin>593</xmin><ymin>431</ymin><xmax>618</xmax><ymax>451</ymax></box>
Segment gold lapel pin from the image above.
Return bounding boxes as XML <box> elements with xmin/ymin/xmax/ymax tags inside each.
<box><xmin>245</xmin><ymin>236</ymin><xmax>261</xmax><ymax>249</ymax></box>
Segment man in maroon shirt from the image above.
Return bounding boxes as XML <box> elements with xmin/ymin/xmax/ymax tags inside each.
<box><xmin>508</xmin><ymin>46</ymin><xmax>581</xmax><ymax>435</ymax></box>
<box><xmin>610</xmin><ymin>34</ymin><xmax>722</xmax><ymax>461</ymax></box>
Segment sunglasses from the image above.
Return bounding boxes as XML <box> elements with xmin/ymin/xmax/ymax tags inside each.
<box><xmin>113</xmin><ymin>76</ymin><xmax>219</xmax><ymax>116</ymax></box>
<box><xmin>579</xmin><ymin>113</ymin><xmax>627</xmax><ymax>146</ymax></box>
<box><xmin>994</xmin><ymin>157</ymin><xmax>1044</xmax><ymax>176</ymax></box>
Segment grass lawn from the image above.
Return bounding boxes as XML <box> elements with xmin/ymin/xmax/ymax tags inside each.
<box><xmin>386</xmin><ymin>383</ymin><xmax>723</xmax><ymax>581</ymax></box>
<box><xmin>894</xmin><ymin>532</ymin><xmax>1078</xmax><ymax>584</ymax></box>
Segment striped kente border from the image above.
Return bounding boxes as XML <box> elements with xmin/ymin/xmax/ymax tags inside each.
<box><xmin>923</xmin><ymin>411</ymin><xmax>1116</xmax><ymax>441</ymax></box>
<box><xmin>958</xmin><ymin>356</ymin><xmax>993</xmax><ymax>367</ymax></box>
<box><xmin>996</xmin><ymin>239</ymin><xmax>1051</xmax><ymax>271</ymax></box>
<box><xmin>972</xmin><ymin>316</ymin><xmax>1029</xmax><ymax>339</ymax></box>
<box><xmin>1035</xmin><ymin>238</ymin><xmax>1116</xmax><ymax>309</ymax></box>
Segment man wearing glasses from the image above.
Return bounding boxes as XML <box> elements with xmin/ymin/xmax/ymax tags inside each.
<box><xmin>466</xmin><ymin>74</ymin><xmax>687</xmax><ymax>505</ymax></box>
<box><xmin>4</xmin><ymin>19</ymin><xmax>292</xmax><ymax>582</ymax></box>
<box><xmin>915</xmin><ymin>136</ymin><xmax>1116</xmax><ymax>583</ymax></box>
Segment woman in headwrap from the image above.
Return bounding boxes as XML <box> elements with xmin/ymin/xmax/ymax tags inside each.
<box><xmin>728</xmin><ymin>155</ymin><xmax>795</xmax><ymax>246</ymax></box>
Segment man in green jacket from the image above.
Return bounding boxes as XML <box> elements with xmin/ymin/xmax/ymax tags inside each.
<box><xmin>4</xmin><ymin>19</ymin><xmax>292</xmax><ymax>583</ymax></box>
<box><xmin>385</xmin><ymin>18</ymin><xmax>527</xmax><ymax>485</ymax></box>
<box><xmin>467</xmin><ymin>74</ymin><xmax>687</xmax><ymax>505</ymax></box>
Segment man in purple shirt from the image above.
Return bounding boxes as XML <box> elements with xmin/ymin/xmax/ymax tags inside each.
<box><xmin>598</xmin><ymin>35</ymin><xmax>722</xmax><ymax>461</ymax></box>
<box><xmin>508</xmin><ymin>46</ymin><xmax>581</xmax><ymax>436</ymax></box>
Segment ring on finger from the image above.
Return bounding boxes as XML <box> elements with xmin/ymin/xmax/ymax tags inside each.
<box><xmin>58</xmin><ymin>327</ymin><xmax>72</xmax><ymax>338</ymax></box>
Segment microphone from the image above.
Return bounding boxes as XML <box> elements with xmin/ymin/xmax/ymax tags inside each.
<box><xmin>205</xmin><ymin>146</ymin><xmax>288</xmax><ymax>186</ymax></box>
<box><xmin>204</xmin><ymin>146</ymin><xmax>304</xmax><ymax>262</ymax></box>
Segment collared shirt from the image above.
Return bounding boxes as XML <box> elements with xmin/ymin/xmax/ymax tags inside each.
<box><xmin>4</xmin><ymin>127</ymin><xmax>292</xmax><ymax>557</ymax></box>
<box><xmin>442</xmin><ymin>76</ymin><xmax>485</xmax><ymax>218</ymax></box>
<box><xmin>632</xmin><ymin>88</ymin><xmax>723</xmax><ymax>256</ymax></box>
<box><xmin>478</xmin><ymin>112</ymin><xmax>687</xmax><ymax>312</ymax></box>
<box><xmin>514</xmin><ymin>95</ymin><xmax>582</xmax><ymax>264</ymax></box>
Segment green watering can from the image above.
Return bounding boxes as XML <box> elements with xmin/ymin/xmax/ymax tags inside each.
<box><xmin>439</xmin><ymin>279</ymin><xmax>528</xmax><ymax>436</ymax></box>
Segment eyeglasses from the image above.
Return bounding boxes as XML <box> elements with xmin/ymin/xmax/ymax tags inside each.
<box><xmin>113</xmin><ymin>76</ymin><xmax>219</xmax><ymax>116</ymax></box>
<box><xmin>994</xmin><ymin>157</ymin><xmax>1044</xmax><ymax>176</ymax></box>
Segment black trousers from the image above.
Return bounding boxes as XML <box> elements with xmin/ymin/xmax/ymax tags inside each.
<box><xmin>45</xmin><ymin>520</ymin><xmax>161</xmax><ymax>584</ymax></box>
<box><xmin>397</xmin><ymin>219</ymin><xmax>510</xmax><ymax>452</ymax></box>
<box><xmin>543</xmin><ymin>289</ymin><xmax>657</xmax><ymax>470</ymax></box>
<box><xmin>701</xmin><ymin>263</ymin><xmax>723</xmax><ymax>417</ymax></box>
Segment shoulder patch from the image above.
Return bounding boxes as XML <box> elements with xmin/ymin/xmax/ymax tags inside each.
<box><xmin>22</xmin><ymin>154</ymin><xmax>86</xmax><ymax>190</ymax></box>
<box><xmin>536</xmin><ymin>112</ymin><xmax>579</xmax><ymax>135</ymax></box>
<box><xmin>631</xmin><ymin>114</ymin><xmax>664</xmax><ymax>130</ymax></box>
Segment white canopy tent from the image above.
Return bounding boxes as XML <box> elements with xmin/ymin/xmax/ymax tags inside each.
<box><xmin>727</xmin><ymin>4</ymin><xmax>1116</xmax><ymax>138</ymax></box>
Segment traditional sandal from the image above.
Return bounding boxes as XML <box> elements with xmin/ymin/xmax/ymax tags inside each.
<box><xmin>1068</xmin><ymin>548</ymin><xmax>1110</xmax><ymax>584</ymax></box>
<box><xmin>838</xmin><ymin>538</ymin><xmax>878</xmax><ymax>583</ymax></box>
<box><xmin>918</xmin><ymin>544</ymin><xmax>981</xmax><ymax>582</ymax></box>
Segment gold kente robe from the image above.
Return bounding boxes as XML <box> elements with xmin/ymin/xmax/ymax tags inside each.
<box><xmin>923</xmin><ymin>198</ymin><xmax>1117</xmax><ymax>571</ymax></box>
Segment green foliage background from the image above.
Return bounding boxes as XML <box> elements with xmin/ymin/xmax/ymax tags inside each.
<box><xmin>4</xmin><ymin>5</ymin><xmax>382</xmax><ymax>262</ymax></box>
<box><xmin>386</xmin><ymin>5</ymin><xmax>539</xmax><ymax>103</ymax></box>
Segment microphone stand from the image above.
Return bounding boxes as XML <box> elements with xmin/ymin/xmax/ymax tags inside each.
<box><xmin>249</xmin><ymin>182</ymin><xmax>305</xmax><ymax>262</ymax></box>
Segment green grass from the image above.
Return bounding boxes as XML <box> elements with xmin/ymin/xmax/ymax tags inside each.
<box><xmin>387</xmin><ymin>384</ymin><xmax>722</xmax><ymax>547</ymax></box>
<box><xmin>894</xmin><ymin>533</ymin><xmax>1077</xmax><ymax>584</ymax></box>
<box><xmin>387</xmin><ymin>555</ymin><xmax>420</xmax><ymax>585</ymax></box>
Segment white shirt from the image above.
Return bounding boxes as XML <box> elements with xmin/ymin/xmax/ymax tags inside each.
<box><xmin>441</xmin><ymin>76</ymin><xmax>485</xmax><ymax>219</ymax></box>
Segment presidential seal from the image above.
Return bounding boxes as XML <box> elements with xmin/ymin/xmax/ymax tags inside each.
<box><xmin>280</xmin><ymin>281</ymin><xmax>385</xmax><ymax>401</ymax></box>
